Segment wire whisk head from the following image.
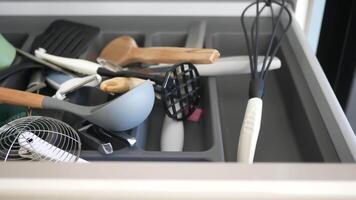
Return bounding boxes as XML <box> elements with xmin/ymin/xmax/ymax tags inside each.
<box><xmin>241</xmin><ymin>0</ymin><xmax>292</xmax><ymax>98</ymax></box>
<box><xmin>0</xmin><ymin>116</ymin><xmax>82</xmax><ymax>163</ymax></box>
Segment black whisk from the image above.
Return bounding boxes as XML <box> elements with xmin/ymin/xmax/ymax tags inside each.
<box><xmin>237</xmin><ymin>0</ymin><xmax>292</xmax><ymax>163</ymax></box>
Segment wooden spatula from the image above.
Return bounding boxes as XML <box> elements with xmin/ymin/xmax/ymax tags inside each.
<box><xmin>99</xmin><ymin>36</ymin><xmax>220</xmax><ymax>66</ymax></box>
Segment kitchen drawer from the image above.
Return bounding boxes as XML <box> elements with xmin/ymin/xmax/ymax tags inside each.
<box><xmin>0</xmin><ymin>0</ymin><xmax>355</xmax><ymax>199</ymax></box>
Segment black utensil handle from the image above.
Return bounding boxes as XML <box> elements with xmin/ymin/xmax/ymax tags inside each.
<box><xmin>97</xmin><ymin>67</ymin><xmax>163</xmax><ymax>83</ymax></box>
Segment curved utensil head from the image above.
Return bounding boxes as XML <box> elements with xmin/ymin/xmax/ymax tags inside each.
<box><xmin>42</xmin><ymin>81</ymin><xmax>155</xmax><ymax>131</ymax></box>
<box><xmin>99</xmin><ymin>36</ymin><xmax>138</xmax><ymax>66</ymax></box>
<box><xmin>86</xmin><ymin>80</ymin><xmax>155</xmax><ymax>131</ymax></box>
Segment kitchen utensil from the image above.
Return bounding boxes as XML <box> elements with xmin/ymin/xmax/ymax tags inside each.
<box><xmin>160</xmin><ymin>116</ymin><xmax>184</xmax><ymax>151</ymax></box>
<box><xmin>26</xmin><ymin>70</ymin><xmax>47</xmax><ymax>92</ymax></box>
<box><xmin>98</xmin><ymin>36</ymin><xmax>220</xmax><ymax>66</ymax></box>
<box><xmin>99</xmin><ymin>55</ymin><xmax>281</xmax><ymax>94</ymax></box>
<box><xmin>100</xmin><ymin>77</ymin><xmax>145</xmax><ymax>93</ymax></box>
<box><xmin>0</xmin><ymin>116</ymin><xmax>85</xmax><ymax>162</ymax></box>
<box><xmin>0</xmin><ymin>81</ymin><xmax>155</xmax><ymax>131</ymax></box>
<box><xmin>0</xmin><ymin>34</ymin><xmax>73</xmax><ymax>80</ymax></box>
<box><xmin>35</xmin><ymin>48</ymin><xmax>116</xmax><ymax>75</ymax></box>
<box><xmin>100</xmin><ymin>56</ymin><xmax>281</xmax><ymax>93</ymax></box>
<box><xmin>78</xmin><ymin>124</ymin><xmax>113</xmax><ymax>155</ymax></box>
<box><xmin>0</xmin><ymin>34</ymin><xmax>16</xmax><ymax>69</ymax></box>
<box><xmin>0</xmin><ymin>20</ymin><xmax>99</xmax><ymax>82</ymax></box>
<box><xmin>149</xmin><ymin>56</ymin><xmax>281</xmax><ymax>76</ymax></box>
<box><xmin>52</xmin><ymin>77</ymin><xmax>113</xmax><ymax>155</ymax></box>
<box><xmin>18</xmin><ymin>131</ymin><xmax>88</xmax><ymax>163</ymax></box>
<box><xmin>161</xmin><ymin>22</ymin><xmax>207</xmax><ymax>152</ymax></box>
<box><xmin>238</xmin><ymin>0</ymin><xmax>292</xmax><ymax>163</ymax></box>
<box><xmin>34</xmin><ymin>50</ymin><xmax>201</xmax><ymax>120</ymax></box>
<box><xmin>101</xmin><ymin>62</ymin><xmax>201</xmax><ymax>120</ymax></box>
<box><xmin>90</xmin><ymin>125</ymin><xmax>137</xmax><ymax>147</ymax></box>
<box><xmin>54</xmin><ymin>74</ymin><xmax>102</xmax><ymax>100</ymax></box>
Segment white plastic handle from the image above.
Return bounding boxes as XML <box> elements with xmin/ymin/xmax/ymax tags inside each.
<box><xmin>122</xmin><ymin>76</ymin><xmax>184</xmax><ymax>152</ymax></box>
<box><xmin>34</xmin><ymin>48</ymin><xmax>99</xmax><ymax>75</ymax></box>
<box><xmin>54</xmin><ymin>74</ymin><xmax>102</xmax><ymax>100</ymax></box>
<box><xmin>149</xmin><ymin>56</ymin><xmax>281</xmax><ymax>76</ymax></box>
<box><xmin>197</xmin><ymin>56</ymin><xmax>281</xmax><ymax>76</ymax></box>
<box><xmin>160</xmin><ymin>116</ymin><xmax>184</xmax><ymax>151</ymax></box>
<box><xmin>237</xmin><ymin>97</ymin><xmax>263</xmax><ymax>164</ymax></box>
<box><xmin>18</xmin><ymin>132</ymin><xmax>88</xmax><ymax>163</ymax></box>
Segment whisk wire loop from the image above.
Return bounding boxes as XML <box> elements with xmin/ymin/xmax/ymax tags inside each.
<box><xmin>241</xmin><ymin>0</ymin><xmax>292</xmax><ymax>98</ymax></box>
<box><xmin>0</xmin><ymin>116</ymin><xmax>82</xmax><ymax>162</ymax></box>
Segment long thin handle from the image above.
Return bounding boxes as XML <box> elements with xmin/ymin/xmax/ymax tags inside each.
<box><xmin>55</xmin><ymin>75</ymin><xmax>100</xmax><ymax>100</ymax></box>
<box><xmin>149</xmin><ymin>56</ymin><xmax>281</xmax><ymax>76</ymax></box>
<box><xmin>16</xmin><ymin>48</ymin><xmax>73</xmax><ymax>75</ymax></box>
<box><xmin>237</xmin><ymin>97</ymin><xmax>263</xmax><ymax>164</ymax></box>
<box><xmin>34</xmin><ymin>48</ymin><xmax>99</xmax><ymax>75</ymax></box>
<box><xmin>160</xmin><ymin>116</ymin><xmax>184</xmax><ymax>151</ymax></box>
<box><xmin>100</xmin><ymin>77</ymin><xmax>145</xmax><ymax>93</ymax></box>
<box><xmin>133</xmin><ymin>47</ymin><xmax>220</xmax><ymax>65</ymax></box>
<box><xmin>0</xmin><ymin>87</ymin><xmax>44</xmax><ymax>108</ymax></box>
<box><xmin>197</xmin><ymin>56</ymin><xmax>281</xmax><ymax>76</ymax></box>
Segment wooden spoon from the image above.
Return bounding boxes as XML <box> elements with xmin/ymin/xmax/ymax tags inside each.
<box><xmin>99</xmin><ymin>36</ymin><xmax>220</xmax><ymax>66</ymax></box>
<box><xmin>100</xmin><ymin>77</ymin><xmax>145</xmax><ymax>93</ymax></box>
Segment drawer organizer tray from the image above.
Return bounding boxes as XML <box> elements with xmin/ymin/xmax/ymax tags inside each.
<box><xmin>0</xmin><ymin>15</ymin><xmax>354</xmax><ymax>162</ymax></box>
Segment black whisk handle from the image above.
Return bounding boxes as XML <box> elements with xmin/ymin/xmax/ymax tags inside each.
<box><xmin>97</xmin><ymin>67</ymin><xmax>118</xmax><ymax>77</ymax></box>
<box><xmin>249</xmin><ymin>79</ymin><xmax>265</xmax><ymax>98</ymax></box>
<box><xmin>265</xmin><ymin>0</ymin><xmax>272</xmax><ymax>6</ymax></box>
<box><xmin>97</xmin><ymin>67</ymin><xmax>162</xmax><ymax>83</ymax></box>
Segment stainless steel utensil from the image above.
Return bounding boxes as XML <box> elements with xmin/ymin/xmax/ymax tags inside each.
<box><xmin>0</xmin><ymin>116</ymin><xmax>85</xmax><ymax>162</ymax></box>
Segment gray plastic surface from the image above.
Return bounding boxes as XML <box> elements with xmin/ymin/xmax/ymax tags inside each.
<box><xmin>0</xmin><ymin>14</ymin><xmax>354</xmax><ymax>162</ymax></box>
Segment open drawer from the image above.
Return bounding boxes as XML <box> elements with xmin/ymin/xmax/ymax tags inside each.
<box><xmin>0</xmin><ymin>0</ymin><xmax>355</xmax><ymax>199</ymax></box>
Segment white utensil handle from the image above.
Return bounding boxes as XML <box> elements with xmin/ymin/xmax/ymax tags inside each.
<box><xmin>197</xmin><ymin>56</ymin><xmax>281</xmax><ymax>76</ymax></box>
<box><xmin>18</xmin><ymin>132</ymin><xmax>88</xmax><ymax>163</ymax></box>
<box><xmin>56</xmin><ymin>74</ymin><xmax>99</xmax><ymax>95</ymax></box>
<box><xmin>34</xmin><ymin>48</ymin><xmax>99</xmax><ymax>75</ymax></box>
<box><xmin>125</xmin><ymin>79</ymin><xmax>184</xmax><ymax>152</ymax></box>
<box><xmin>160</xmin><ymin>115</ymin><xmax>184</xmax><ymax>151</ymax></box>
<box><xmin>237</xmin><ymin>98</ymin><xmax>263</xmax><ymax>164</ymax></box>
<box><xmin>149</xmin><ymin>56</ymin><xmax>281</xmax><ymax>76</ymax></box>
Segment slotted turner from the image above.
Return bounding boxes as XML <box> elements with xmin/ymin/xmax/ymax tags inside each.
<box><xmin>0</xmin><ymin>20</ymin><xmax>100</xmax><ymax>85</ymax></box>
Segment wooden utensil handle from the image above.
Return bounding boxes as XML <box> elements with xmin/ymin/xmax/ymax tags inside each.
<box><xmin>100</xmin><ymin>77</ymin><xmax>145</xmax><ymax>93</ymax></box>
<box><xmin>0</xmin><ymin>87</ymin><xmax>44</xmax><ymax>108</ymax></box>
<box><xmin>134</xmin><ymin>47</ymin><xmax>220</xmax><ymax>64</ymax></box>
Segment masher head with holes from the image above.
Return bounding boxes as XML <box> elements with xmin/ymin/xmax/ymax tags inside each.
<box><xmin>161</xmin><ymin>62</ymin><xmax>201</xmax><ymax>120</ymax></box>
<box><xmin>0</xmin><ymin>116</ymin><xmax>82</xmax><ymax>162</ymax></box>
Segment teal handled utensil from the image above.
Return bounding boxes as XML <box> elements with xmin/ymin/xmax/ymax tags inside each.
<box><xmin>0</xmin><ymin>33</ymin><xmax>71</xmax><ymax>74</ymax></box>
<box><xmin>0</xmin><ymin>20</ymin><xmax>100</xmax><ymax>83</ymax></box>
<box><xmin>0</xmin><ymin>34</ymin><xmax>16</xmax><ymax>69</ymax></box>
<box><xmin>0</xmin><ymin>81</ymin><xmax>155</xmax><ymax>132</ymax></box>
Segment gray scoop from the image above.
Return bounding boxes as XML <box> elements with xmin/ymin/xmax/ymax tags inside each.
<box><xmin>42</xmin><ymin>81</ymin><xmax>154</xmax><ymax>131</ymax></box>
<box><xmin>0</xmin><ymin>73</ymin><xmax>154</xmax><ymax>131</ymax></box>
